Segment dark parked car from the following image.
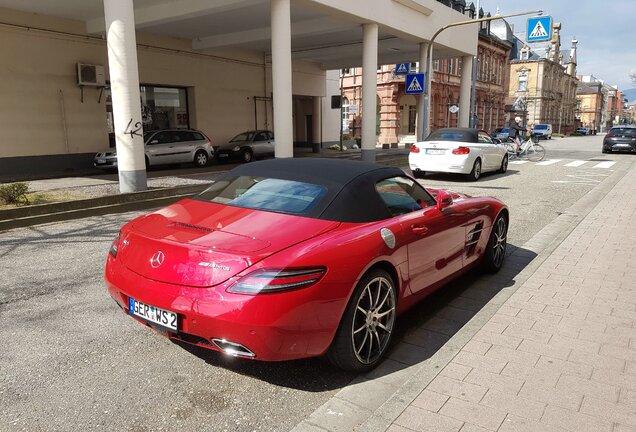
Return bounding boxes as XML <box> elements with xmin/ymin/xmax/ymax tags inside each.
<box><xmin>602</xmin><ymin>126</ymin><xmax>636</xmax><ymax>153</ymax></box>
<box><xmin>94</xmin><ymin>129</ymin><xmax>214</xmax><ymax>169</ymax></box>
<box><xmin>215</xmin><ymin>130</ymin><xmax>275</xmax><ymax>163</ymax></box>
<box><xmin>575</xmin><ymin>127</ymin><xmax>589</xmax><ymax>135</ymax></box>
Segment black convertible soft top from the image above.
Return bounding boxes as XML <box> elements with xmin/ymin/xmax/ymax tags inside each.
<box><xmin>201</xmin><ymin>158</ymin><xmax>406</xmax><ymax>223</ymax></box>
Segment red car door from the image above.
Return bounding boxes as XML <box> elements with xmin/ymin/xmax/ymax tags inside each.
<box><xmin>375</xmin><ymin>177</ymin><xmax>467</xmax><ymax>297</ymax></box>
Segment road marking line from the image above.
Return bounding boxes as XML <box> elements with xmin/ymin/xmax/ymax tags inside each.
<box><xmin>536</xmin><ymin>159</ymin><xmax>563</xmax><ymax>166</ymax></box>
<box><xmin>593</xmin><ymin>161</ymin><xmax>616</xmax><ymax>169</ymax></box>
<box><xmin>564</xmin><ymin>160</ymin><xmax>587</xmax><ymax>167</ymax></box>
<box><xmin>509</xmin><ymin>160</ymin><xmax>529</xmax><ymax>164</ymax></box>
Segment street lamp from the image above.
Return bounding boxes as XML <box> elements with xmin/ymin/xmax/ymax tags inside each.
<box><xmin>421</xmin><ymin>9</ymin><xmax>543</xmax><ymax>139</ymax></box>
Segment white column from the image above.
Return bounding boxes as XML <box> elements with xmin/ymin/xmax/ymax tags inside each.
<box><xmin>271</xmin><ymin>0</ymin><xmax>293</xmax><ymax>158</ymax></box>
<box><xmin>312</xmin><ymin>96</ymin><xmax>322</xmax><ymax>153</ymax></box>
<box><xmin>459</xmin><ymin>55</ymin><xmax>472</xmax><ymax>127</ymax></box>
<box><xmin>361</xmin><ymin>23</ymin><xmax>378</xmax><ymax>162</ymax></box>
<box><xmin>104</xmin><ymin>0</ymin><xmax>147</xmax><ymax>193</ymax></box>
<box><xmin>416</xmin><ymin>42</ymin><xmax>429</xmax><ymax>141</ymax></box>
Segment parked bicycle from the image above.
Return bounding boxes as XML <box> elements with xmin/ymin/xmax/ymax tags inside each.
<box><xmin>503</xmin><ymin>136</ymin><xmax>546</xmax><ymax>162</ymax></box>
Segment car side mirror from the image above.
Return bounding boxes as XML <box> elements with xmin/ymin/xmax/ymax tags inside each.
<box><xmin>436</xmin><ymin>190</ymin><xmax>453</xmax><ymax>211</ymax></box>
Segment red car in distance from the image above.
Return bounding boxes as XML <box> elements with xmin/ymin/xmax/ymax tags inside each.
<box><xmin>105</xmin><ymin>158</ymin><xmax>508</xmax><ymax>371</ymax></box>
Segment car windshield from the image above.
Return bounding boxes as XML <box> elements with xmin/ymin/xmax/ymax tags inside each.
<box><xmin>196</xmin><ymin>176</ymin><xmax>327</xmax><ymax>215</ymax></box>
<box><xmin>534</xmin><ymin>125</ymin><xmax>548</xmax><ymax>130</ymax></box>
<box><xmin>230</xmin><ymin>132</ymin><xmax>254</xmax><ymax>142</ymax></box>
<box><xmin>610</xmin><ymin>128</ymin><xmax>636</xmax><ymax>136</ymax></box>
<box><xmin>425</xmin><ymin>130</ymin><xmax>471</xmax><ymax>141</ymax></box>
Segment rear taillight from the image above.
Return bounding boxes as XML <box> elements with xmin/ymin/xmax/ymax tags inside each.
<box><xmin>452</xmin><ymin>146</ymin><xmax>470</xmax><ymax>155</ymax></box>
<box><xmin>109</xmin><ymin>232</ymin><xmax>121</xmax><ymax>258</ymax></box>
<box><xmin>605</xmin><ymin>134</ymin><xmax>616</xmax><ymax>138</ymax></box>
<box><xmin>227</xmin><ymin>267</ymin><xmax>326</xmax><ymax>295</ymax></box>
<box><xmin>410</xmin><ymin>145</ymin><xmax>420</xmax><ymax>153</ymax></box>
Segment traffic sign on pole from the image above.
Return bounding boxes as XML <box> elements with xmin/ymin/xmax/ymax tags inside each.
<box><xmin>395</xmin><ymin>63</ymin><xmax>409</xmax><ymax>74</ymax></box>
<box><xmin>527</xmin><ymin>16</ymin><xmax>552</xmax><ymax>42</ymax></box>
<box><xmin>405</xmin><ymin>73</ymin><xmax>425</xmax><ymax>94</ymax></box>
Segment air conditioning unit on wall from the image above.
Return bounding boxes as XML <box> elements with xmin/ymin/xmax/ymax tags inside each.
<box><xmin>77</xmin><ymin>63</ymin><xmax>106</xmax><ymax>86</ymax></box>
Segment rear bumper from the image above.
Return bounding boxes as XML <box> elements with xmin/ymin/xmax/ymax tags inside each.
<box><xmin>408</xmin><ymin>153</ymin><xmax>473</xmax><ymax>174</ymax></box>
<box><xmin>105</xmin><ymin>256</ymin><xmax>344</xmax><ymax>361</ymax></box>
<box><xmin>603</xmin><ymin>142</ymin><xmax>636</xmax><ymax>152</ymax></box>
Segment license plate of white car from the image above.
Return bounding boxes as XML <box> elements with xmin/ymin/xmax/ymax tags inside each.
<box><xmin>426</xmin><ymin>149</ymin><xmax>445</xmax><ymax>155</ymax></box>
<box><xmin>128</xmin><ymin>297</ymin><xmax>177</xmax><ymax>331</ymax></box>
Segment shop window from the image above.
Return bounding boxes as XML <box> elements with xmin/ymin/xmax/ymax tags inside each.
<box><xmin>105</xmin><ymin>84</ymin><xmax>189</xmax><ymax>143</ymax></box>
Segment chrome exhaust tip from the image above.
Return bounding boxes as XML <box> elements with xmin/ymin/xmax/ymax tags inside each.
<box><xmin>211</xmin><ymin>338</ymin><xmax>255</xmax><ymax>358</ymax></box>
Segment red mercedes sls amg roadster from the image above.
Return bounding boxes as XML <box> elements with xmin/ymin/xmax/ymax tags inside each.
<box><xmin>105</xmin><ymin>158</ymin><xmax>508</xmax><ymax>371</ymax></box>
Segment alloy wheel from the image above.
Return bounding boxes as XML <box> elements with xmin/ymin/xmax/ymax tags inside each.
<box><xmin>492</xmin><ymin>217</ymin><xmax>507</xmax><ymax>268</ymax></box>
<box><xmin>351</xmin><ymin>276</ymin><xmax>396</xmax><ymax>365</ymax></box>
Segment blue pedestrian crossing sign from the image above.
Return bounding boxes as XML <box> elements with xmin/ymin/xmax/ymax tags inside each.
<box><xmin>395</xmin><ymin>63</ymin><xmax>409</xmax><ymax>74</ymax></box>
<box><xmin>527</xmin><ymin>16</ymin><xmax>552</xmax><ymax>42</ymax></box>
<box><xmin>405</xmin><ymin>73</ymin><xmax>425</xmax><ymax>94</ymax></box>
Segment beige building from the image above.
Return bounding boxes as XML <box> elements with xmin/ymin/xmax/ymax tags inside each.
<box><xmin>0</xmin><ymin>0</ymin><xmax>479</xmax><ymax>184</ymax></box>
<box><xmin>507</xmin><ymin>24</ymin><xmax>578</xmax><ymax>134</ymax></box>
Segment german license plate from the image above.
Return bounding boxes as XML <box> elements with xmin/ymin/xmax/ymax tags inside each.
<box><xmin>426</xmin><ymin>149</ymin><xmax>445</xmax><ymax>155</ymax></box>
<box><xmin>218</xmin><ymin>153</ymin><xmax>229</xmax><ymax>157</ymax></box>
<box><xmin>128</xmin><ymin>298</ymin><xmax>177</xmax><ymax>331</ymax></box>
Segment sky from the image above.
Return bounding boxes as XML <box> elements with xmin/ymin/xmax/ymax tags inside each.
<box><xmin>477</xmin><ymin>0</ymin><xmax>636</xmax><ymax>92</ymax></box>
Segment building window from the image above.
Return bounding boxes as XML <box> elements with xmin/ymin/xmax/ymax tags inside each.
<box><xmin>342</xmin><ymin>97</ymin><xmax>350</xmax><ymax>132</ymax></box>
<box><xmin>340</xmin><ymin>68</ymin><xmax>350</xmax><ymax>76</ymax></box>
<box><xmin>518</xmin><ymin>75</ymin><xmax>528</xmax><ymax>92</ymax></box>
<box><xmin>106</xmin><ymin>85</ymin><xmax>189</xmax><ymax>144</ymax></box>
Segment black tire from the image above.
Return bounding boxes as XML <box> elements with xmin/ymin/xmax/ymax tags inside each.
<box><xmin>327</xmin><ymin>269</ymin><xmax>397</xmax><ymax>372</ymax></box>
<box><xmin>498</xmin><ymin>154</ymin><xmax>508</xmax><ymax>174</ymax></box>
<box><xmin>482</xmin><ymin>214</ymin><xmax>508</xmax><ymax>273</ymax></box>
<box><xmin>241</xmin><ymin>148</ymin><xmax>253</xmax><ymax>163</ymax></box>
<box><xmin>526</xmin><ymin>143</ymin><xmax>545</xmax><ymax>162</ymax></box>
<box><xmin>412</xmin><ymin>170</ymin><xmax>425</xmax><ymax>179</ymax></box>
<box><xmin>601</xmin><ymin>148</ymin><xmax>608</xmax><ymax>154</ymax></box>
<box><xmin>194</xmin><ymin>150</ymin><xmax>208</xmax><ymax>167</ymax></box>
<box><xmin>467</xmin><ymin>158</ymin><xmax>481</xmax><ymax>181</ymax></box>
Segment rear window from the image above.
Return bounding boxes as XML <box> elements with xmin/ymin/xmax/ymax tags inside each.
<box><xmin>196</xmin><ymin>176</ymin><xmax>327</xmax><ymax>215</ymax></box>
<box><xmin>533</xmin><ymin>125</ymin><xmax>548</xmax><ymax>130</ymax></box>
<box><xmin>425</xmin><ymin>130</ymin><xmax>471</xmax><ymax>142</ymax></box>
<box><xmin>610</xmin><ymin>128</ymin><xmax>636</xmax><ymax>136</ymax></box>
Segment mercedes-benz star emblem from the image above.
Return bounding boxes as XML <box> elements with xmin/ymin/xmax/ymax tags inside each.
<box><xmin>150</xmin><ymin>251</ymin><xmax>165</xmax><ymax>269</ymax></box>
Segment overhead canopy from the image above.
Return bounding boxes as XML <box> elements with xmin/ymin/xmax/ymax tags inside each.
<box><xmin>0</xmin><ymin>0</ymin><xmax>478</xmax><ymax>69</ymax></box>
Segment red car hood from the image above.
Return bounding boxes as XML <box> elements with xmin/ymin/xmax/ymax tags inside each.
<box><xmin>120</xmin><ymin>198</ymin><xmax>340</xmax><ymax>287</ymax></box>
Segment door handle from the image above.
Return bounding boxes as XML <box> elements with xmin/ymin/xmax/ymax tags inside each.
<box><xmin>411</xmin><ymin>225</ymin><xmax>429</xmax><ymax>236</ymax></box>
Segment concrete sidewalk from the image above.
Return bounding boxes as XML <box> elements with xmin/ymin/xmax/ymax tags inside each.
<box><xmin>294</xmin><ymin>160</ymin><xmax>636</xmax><ymax>431</ymax></box>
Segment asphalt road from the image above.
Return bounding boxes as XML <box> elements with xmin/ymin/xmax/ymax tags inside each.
<box><xmin>1</xmin><ymin>134</ymin><xmax>633</xmax><ymax>432</ymax></box>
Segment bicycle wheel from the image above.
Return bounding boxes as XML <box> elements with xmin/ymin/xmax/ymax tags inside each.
<box><xmin>526</xmin><ymin>143</ymin><xmax>545</xmax><ymax>162</ymax></box>
<box><xmin>503</xmin><ymin>142</ymin><xmax>516</xmax><ymax>155</ymax></box>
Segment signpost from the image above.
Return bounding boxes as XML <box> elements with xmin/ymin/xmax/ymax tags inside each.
<box><xmin>527</xmin><ymin>16</ymin><xmax>552</xmax><ymax>42</ymax></box>
<box><xmin>405</xmin><ymin>73</ymin><xmax>425</xmax><ymax>95</ymax></box>
<box><xmin>395</xmin><ymin>63</ymin><xmax>409</xmax><ymax>75</ymax></box>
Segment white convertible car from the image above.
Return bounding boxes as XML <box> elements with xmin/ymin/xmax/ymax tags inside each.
<box><xmin>409</xmin><ymin>128</ymin><xmax>509</xmax><ymax>181</ymax></box>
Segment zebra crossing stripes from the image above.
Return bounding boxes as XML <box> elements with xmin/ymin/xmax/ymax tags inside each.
<box><xmin>509</xmin><ymin>159</ymin><xmax>617</xmax><ymax>169</ymax></box>
<box><xmin>535</xmin><ymin>159</ymin><xmax>563</xmax><ymax>166</ymax></box>
<box><xmin>593</xmin><ymin>161</ymin><xmax>616</xmax><ymax>169</ymax></box>
<box><xmin>564</xmin><ymin>160</ymin><xmax>587</xmax><ymax>167</ymax></box>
